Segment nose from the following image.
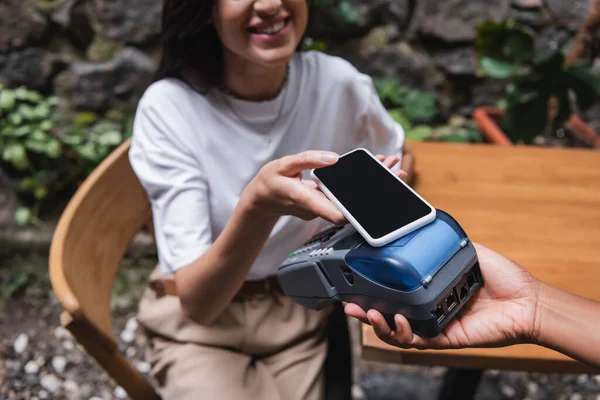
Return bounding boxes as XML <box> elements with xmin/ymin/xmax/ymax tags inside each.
<box><xmin>254</xmin><ymin>0</ymin><xmax>283</xmax><ymax>18</ymax></box>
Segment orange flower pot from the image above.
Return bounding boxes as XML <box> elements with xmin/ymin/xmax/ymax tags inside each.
<box><xmin>473</xmin><ymin>107</ymin><xmax>600</xmax><ymax>148</ymax></box>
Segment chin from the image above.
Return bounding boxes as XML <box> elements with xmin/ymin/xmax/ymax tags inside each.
<box><xmin>251</xmin><ymin>47</ymin><xmax>297</xmax><ymax>67</ymax></box>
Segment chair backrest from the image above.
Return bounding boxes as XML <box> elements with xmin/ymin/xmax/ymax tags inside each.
<box><xmin>49</xmin><ymin>139</ymin><xmax>159</xmax><ymax>399</ymax></box>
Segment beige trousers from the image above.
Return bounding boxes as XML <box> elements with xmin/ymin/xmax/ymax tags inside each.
<box><xmin>137</xmin><ymin>270</ymin><xmax>331</xmax><ymax>400</ymax></box>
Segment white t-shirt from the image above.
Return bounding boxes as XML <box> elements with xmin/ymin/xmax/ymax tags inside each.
<box><xmin>129</xmin><ymin>51</ymin><xmax>405</xmax><ymax>279</ymax></box>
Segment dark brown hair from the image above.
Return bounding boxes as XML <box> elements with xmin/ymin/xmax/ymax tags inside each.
<box><xmin>154</xmin><ymin>0</ymin><xmax>222</xmax><ymax>90</ymax></box>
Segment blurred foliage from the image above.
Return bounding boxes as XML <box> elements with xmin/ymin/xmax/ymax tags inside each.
<box><xmin>374</xmin><ymin>78</ymin><xmax>439</xmax><ymax>123</ymax></box>
<box><xmin>309</xmin><ymin>0</ymin><xmax>360</xmax><ymax>26</ymax></box>
<box><xmin>0</xmin><ymin>85</ymin><xmax>133</xmax><ymax>225</ymax></box>
<box><xmin>475</xmin><ymin>20</ymin><xmax>600</xmax><ymax>144</ymax></box>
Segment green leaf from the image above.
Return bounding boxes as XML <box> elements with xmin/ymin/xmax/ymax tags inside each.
<box><xmin>46</xmin><ymin>138</ymin><xmax>62</xmax><ymax>158</ymax></box>
<box><xmin>96</xmin><ymin>130</ymin><xmax>122</xmax><ymax>146</ymax></box>
<box><xmin>475</xmin><ymin>20</ymin><xmax>535</xmax><ymax>76</ymax></box>
<box><xmin>533</xmin><ymin>51</ymin><xmax>563</xmax><ymax>75</ymax></box>
<box><xmin>31</xmin><ymin>129</ymin><xmax>49</xmax><ymax>142</ymax></box>
<box><xmin>406</xmin><ymin>125</ymin><xmax>433</xmax><ymax>141</ymax></box>
<box><xmin>402</xmin><ymin>90</ymin><xmax>438</xmax><ymax>122</ymax></box>
<box><xmin>502</xmin><ymin>83</ymin><xmax>550</xmax><ymax>143</ymax></box>
<box><xmin>14</xmin><ymin>87</ymin><xmax>29</xmax><ymax>100</ymax></box>
<box><xmin>478</xmin><ymin>57</ymin><xmax>519</xmax><ymax>79</ymax></box>
<box><xmin>14</xmin><ymin>206</ymin><xmax>32</xmax><ymax>226</ymax></box>
<box><xmin>337</xmin><ymin>0</ymin><xmax>359</xmax><ymax>24</ymax></box>
<box><xmin>26</xmin><ymin>91</ymin><xmax>42</xmax><ymax>102</ymax></box>
<box><xmin>34</xmin><ymin>186</ymin><xmax>48</xmax><ymax>200</ymax></box>
<box><xmin>4</xmin><ymin>126</ymin><xmax>30</xmax><ymax>137</ymax></box>
<box><xmin>387</xmin><ymin>109</ymin><xmax>412</xmax><ymax>130</ymax></box>
<box><xmin>0</xmin><ymin>90</ymin><xmax>16</xmax><ymax>110</ymax></box>
<box><xmin>39</xmin><ymin>120</ymin><xmax>53</xmax><ymax>131</ymax></box>
<box><xmin>33</xmin><ymin>103</ymin><xmax>51</xmax><ymax>119</ymax></box>
<box><xmin>19</xmin><ymin>177</ymin><xmax>37</xmax><ymax>190</ymax></box>
<box><xmin>24</xmin><ymin>139</ymin><xmax>48</xmax><ymax>153</ymax></box>
<box><xmin>9</xmin><ymin>112</ymin><xmax>23</xmax><ymax>125</ymax></box>
<box><xmin>4</xmin><ymin>273</ymin><xmax>30</xmax><ymax>297</ymax></box>
<box><xmin>74</xmin><ymin>112</ymin><xmax>98</xmax><ymax>127</ymax></box>
<box><xmin>2</xmin><ymin>142</ymin><xmax>30</xmax><ymax>170</ymax></box>
<box><xmin>47</xmin><ymin>96</ymin><xmax>60</xmax><ymax>106</ymax></box>
<box><xmin>564</xmin><ymin>61</ymin><xmax>600</xmax><ymax>112</ymax></box>
<box><xmin>75</xmin><ymin>142</ymin><xmax>100</xmax><ymax>161</ymax></box>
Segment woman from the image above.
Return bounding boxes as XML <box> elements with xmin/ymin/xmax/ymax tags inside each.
<box><xmin>129</xmin><ymin>0</ymin><xmax>414</xmax><ymax>398</ymax></box>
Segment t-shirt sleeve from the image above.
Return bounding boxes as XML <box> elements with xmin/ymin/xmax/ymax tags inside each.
<box><xmin>355</xmin><ymin>74</ymin><xmax>406</xmax><ymax>171</ymax></box>
<box><xmin>129</xmin><ymin>92</ymin><xmax>212</xmax><ymax>274</ymax></box>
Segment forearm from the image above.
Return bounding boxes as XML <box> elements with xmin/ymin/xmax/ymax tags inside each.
<box><xmin>175</xmin><ymin>197</ymin><xmax>278</xmax><ymax>325</ymax></box>
<box><xmin>534</xmin><ymin>282</ymin><xmax>600</xmax><ymax>369</ymax></box>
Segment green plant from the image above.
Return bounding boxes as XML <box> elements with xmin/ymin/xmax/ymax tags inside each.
<box><xmin>373</xmin><ymin>78</ymin><xmax>439</xmax><ymax>123</ymax></box>
<box><xmin>0</xmin><ymin>85</ymin><xmax>132</xmax><ymax>225</ymax></box>
<box><xmin>0</xmin><ymin>85</ymin><xmax>65</xmax><ymax>224</ymax></box>
<box><xmin>475</xmin><ymin>20</ymin><xmax>600</xmax><ymax>144</ymax></box>
<box><xmin>309</xmin><ymin>0</ymin><xmax>360</xmax><ymax>26</ymax></box>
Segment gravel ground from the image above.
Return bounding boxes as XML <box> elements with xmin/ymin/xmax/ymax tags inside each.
<box><xmin>1</xmin><ymin>253</ymin><xmax>600</xmax><ymax>400</ymax></box>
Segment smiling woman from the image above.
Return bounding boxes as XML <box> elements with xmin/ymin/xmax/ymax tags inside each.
<box><xmin>128</xmin><ymin>0</ymin><xmax>415</xmax><ymax>399</ymax></box>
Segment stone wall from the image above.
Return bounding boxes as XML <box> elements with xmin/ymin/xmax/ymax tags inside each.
<box><xmin>0</xmin><ymin>0</ymin><xmax>595</xmax><ymax>117</ymax></box>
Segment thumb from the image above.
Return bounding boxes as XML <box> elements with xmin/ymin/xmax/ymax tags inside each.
<box><xmin>278</xmin><ymin>151</ymin><xmax>339</xmax><ymax>176</ymax></box>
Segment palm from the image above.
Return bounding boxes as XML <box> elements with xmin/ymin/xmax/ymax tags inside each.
<box><xmin>345</xmin><ymin>243</ymin><xmax>540</xmax><ymax>349</ymax></box>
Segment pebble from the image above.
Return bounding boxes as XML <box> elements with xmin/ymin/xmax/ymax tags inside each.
<box><xmin>120</xmin><ymin>330</ymin><xmax>135</xmax><ymax>344</ymax></box>
<box><xmin>126</xmin><ymin>347</ymin><xmax>136</xmax><ymax>358</ymax></box>
<box><xmin>39</xmin><ymin>391</ymin><xmax>48</xmax><ymax>399</ymax></box>
<box><xmin>63</xmin><ymin>380</ymin><xmax>79</xmax><ymax>393</ymax></box>
<box><xmin>52</xmin><ymin>356</ymin><xmax>67</xmax><ymax>373</ymax></box>
<box><xmin>40</xmin><ymin>374</ymin><xmax>62</xmax><ymax>393</ymax></box>
<box><xmin>488</xmin><ymin>369</ymin><xmax>500</xmax><ymax>377</ymax></box>
<box><xmin>14</xmin><ymin>334</ymin><xmax>29</xmax><ymax>354</ymax></box>
<box><xmin>577</xmin><ymin>374</ymin><xmax>588</xmax><ymax>384</ymax></box>
<box><xmin>136</xmin><ymin>361</ymin><xmax>151</xmax><ymax>374</ymax></box>
<box><xmin>89</xmin><ymin>397</ymin><xmax>104</xmax><ymax>400</ymax></box>
<box><xmin>594</xmin><ymin>375</ymin><xmax>600</xmax><ymax>385</ymax></box>
<box><xmin>62</xmin><ymin>340</ymin><xmax>75</xmax><ymax>351</ymax></box>
<box><xmin>501</xmin><ymin>384</ymin><xmax>517</xmax><ymax>398</ymax></box>
<box><xmin>53</xmin><ymin>326</ymin><xmax>71</xmax><ymax>341</ymax></box>
<box><xmin>527</xmin><ymin>382</ymin><xmax>538</xmax><ymax>395</ymax></box>
<box><xmin>571</xmin><ymin>394</ymin><xmax>582</xmax><ymax>400</ymax></box>
<box><xmin>114</xmin><ymin>386</ymin><xmax>128</xmax><ymax>399</ymax></box>
<box><xmin>24</xmin><ymin>360</ymin><xmax>40</xmax><ymax>374</ymax></box>
<box><xmin>125</xmin><ymin>317</ymin><xmax>139</xmax><ymax>332</ymax></box>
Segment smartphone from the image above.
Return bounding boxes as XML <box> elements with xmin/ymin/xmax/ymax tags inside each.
<box><xmin>311</xmin><ymin>148</ymin><xmax>436</xmax><ymax>247</ymax></box>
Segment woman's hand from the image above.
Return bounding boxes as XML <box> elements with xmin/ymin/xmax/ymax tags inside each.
<box><xmin>241</xmin><ymin>151</ymin><xmax>406</xmax><ymax>225</ymax></box>
<box><xmin>345</xmin><ymin>243</ymin><xmax>542</xmax><ymax>349</ymax></box>
<box><xmin>242</xmin><ymin>150</ymin><xmax>346</xmax><ymax>224</ymax></box>
<box><xmin>375</xmin><ymin>154</ymin><xmax>409</xmax><ymax>182</ymax></box>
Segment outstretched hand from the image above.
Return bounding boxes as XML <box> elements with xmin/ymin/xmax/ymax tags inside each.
<box><xmin>345</xmin><ymin>243</ymin><xmax>541</xmax><ymax>349</ymax></box>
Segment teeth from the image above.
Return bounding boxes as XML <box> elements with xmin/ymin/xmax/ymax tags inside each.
<box><xmin>255</xmin><ymin>21</ymin><xmax>286</xmax><ymax>35</ymax></box>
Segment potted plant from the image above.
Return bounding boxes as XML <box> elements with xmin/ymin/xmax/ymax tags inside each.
<box><xmin>472</xmin><ymin>10</ymin><xmax>600</xmax><ymax>148</ymax></box>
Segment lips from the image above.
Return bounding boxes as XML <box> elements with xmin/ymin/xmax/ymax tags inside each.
<box><xmin>248</xmin><ymin>17</ymin><xmax>291</xmax><ymax>35</ymax></box>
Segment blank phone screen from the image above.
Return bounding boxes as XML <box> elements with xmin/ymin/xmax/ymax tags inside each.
<box><xmin>314</xmin><ymin>149</ymin><xmax>432</xmax><ymax>239</ymax></box>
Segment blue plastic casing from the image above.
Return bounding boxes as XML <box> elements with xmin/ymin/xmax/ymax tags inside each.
<box><xmin>344</xmin><ymin>211</ymin><xmax>468</xmax><ymax>292</ymax></box>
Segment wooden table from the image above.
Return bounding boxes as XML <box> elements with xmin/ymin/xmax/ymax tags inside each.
<box><xmin>362</xmin><ymin>142</ymin><xmax>600</xmax><ymax>375</ymax></box>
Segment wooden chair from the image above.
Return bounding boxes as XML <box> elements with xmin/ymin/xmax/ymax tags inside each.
<box><xmin>49</xmin><ymin>139</ymin><xmax>159</xmax><ymax>399</ymax></box>
<box><xmin>49</xmin><ymin>139</ymin><xmax>353</xmax><ymax>399</ymax></box>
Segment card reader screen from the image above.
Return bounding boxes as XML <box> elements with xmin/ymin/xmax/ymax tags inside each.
<box><xmin>314</xmin><ymin>149</ymin><xmax>432</xmax><ymax>239</ymax></box>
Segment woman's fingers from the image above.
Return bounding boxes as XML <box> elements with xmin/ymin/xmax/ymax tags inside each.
<box><xmin>382</xmin><ymin>155</ymin><xmax>400</xmax><ymax>169</ymax></box>
<box><xmin>278</xmin><ymin>151</ymin><xmax>339</xmax><ymax>176</ymax></box>
<box><xmin>396</xmin><ymin>169</ymin><xmax>408</xmax><ymax>181</ymax></box>
<box><xmin>290</xmin><ymin>182</ymin><xmax>345</xmax><ymax>224</ymax></box>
